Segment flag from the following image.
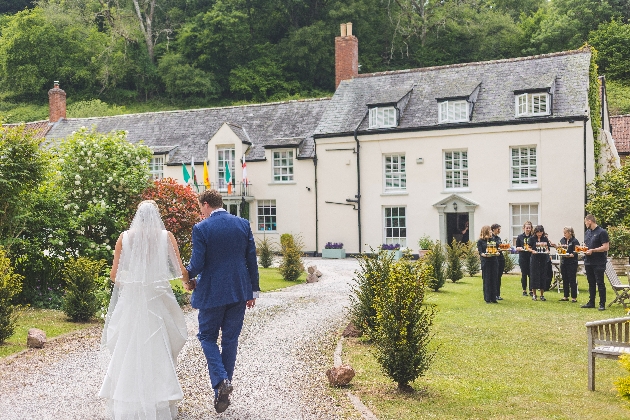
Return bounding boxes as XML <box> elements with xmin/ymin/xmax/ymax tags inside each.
<box><xmin>182</xmin><ymin>162</ymin><xmax>191</xmax><ymax>184</ymax></box>
<box><xmin>191</xmin><ymin>157</ymin><xmax>199</xmax><ymax>192</ymax></box>
<box><xmin>225</xmin><ymin>160</ymin><xmax>232</xmax><ymax>194</ymax></box>
<box><xmin>242</xmin><ymin>155</ymin><xmax>248</xmax><ymax>186</ymax></box>
<box><xmin>203</xmin><ymin>160</ymin><xmax>211</xmax><ymax>189</ymax></box>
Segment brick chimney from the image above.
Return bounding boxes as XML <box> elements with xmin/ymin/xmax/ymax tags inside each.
<box><xmin>335</xmin><ymin>22</ymin><xmax>358</xmax><ymax>89</ymax></box>
<box><xmin>48</xmin><ymin>81</ymin><xmax>66</xmax><ymax>122</ymax></box>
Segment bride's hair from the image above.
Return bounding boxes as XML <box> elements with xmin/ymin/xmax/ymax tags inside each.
<box><xmin>138</xmin><ymin>199</ymin><xmax>159</xmax><ymax>210</ymax></box>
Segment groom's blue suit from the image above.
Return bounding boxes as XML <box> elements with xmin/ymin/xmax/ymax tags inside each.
<box><xmin>187</xmin><ymin>209</ymin><xmax>259</xmax><ymax>393</ymax></box>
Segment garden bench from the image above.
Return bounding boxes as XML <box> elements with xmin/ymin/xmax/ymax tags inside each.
<box><xmin>586</xmin><ymin>317</ymin><xmax>630</xmax><ymax>391</ymax></box>
<box><xmin>604</xmin><ymin>260</ymin><xmax>630</xmax><ymax>309</ymax></box>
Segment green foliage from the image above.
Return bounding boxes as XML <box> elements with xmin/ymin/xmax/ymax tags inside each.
<box><xmin>418</xmin><ymin>234</ymin><xmax>433</xmax><ymax>250</ymax></box>
<box><xmin>278</xmin><ymin>234</ymin><xmax>304</xmax><ymax>281</ymax></box>
<box><xmin>446</xmin><ymin>239</ymin><xmax>465</xmax><ymax>282</ymax></box>
<box><xmin>372</xmin><ymin>259</ymin><xmax>437</xmax><ymax>390</ymax></box>
<box><xmin>66</xmin><ymin>100</ymin><xmax>126</xmax><ymax>118</ymax></box>
<box><xmin>170</xmin><ymin>282</ymin><xmax>189</xmax><ymax>307</ymax></box>
<box><xmin>589</xmin><ymin>19</ymin><xmax>630</xmax><ymax>82</ymax></box>
<box><xmin>588</xmin><ymin>45</ymin><xmax>602</xmax><ymax>172</ymax></box>
<box><xmin>503</xmin><ymin>254</ymin><xmax>516</xmax><ymax>274</ymax></box>
<box><xmin>256</xmin><ymin>236</ymin><xmax>276</xmax><ymax>269</ymax></box>
<box><xmin>62</xmin><ymin>257</ymin><xmax>106</xmax><ymax>322</ymax></box>
<box><xmin>350</xmin><ymin>249</ymin><xmax>396</xmax><ymax>336</ymax></box>
<box><xmin>607</xmin><ymin>226</ymin><xmax>630</xmax><ymax>258</ymax></box>
<box><xmin>586</xmin><ymin>162</ymin><xmax>630</xmax><ymax>228</ymax></box>
<box><xmin>0</xmin><ymin>246</ymin><xmax>23</xmax><ymax>344</ymax></box>
<box><xmin>616</xmin><ymin>353</ymin><xmax>630</xmax><ymax>402</ymax></box>
<box><xmin>0</xmin><ymin>102</ymin><xmax>48</xmax><ymax>123</ymax></box>
<box><xmin>157</xmin><ymin>53</ymin><xmax>221</xmax><ymax>99</ymax></box>
<box><xmin>94</xmin><ymin>274</ymin><xmax>114</xmax><ymax>319</ymax></box>
<box><xmin>463</xmin><ymin>241</ymin><xmax>481</xmax><ymax>277</ymax></box>
<box><xmin>424</xmin><ymin>241</ymin><xmax>447</xmax><ymax>291</ymax></box>
<box><xmin>606</xmin><ymin>81</ymin><xmax>630</xmax><ymax>116</ymax></box>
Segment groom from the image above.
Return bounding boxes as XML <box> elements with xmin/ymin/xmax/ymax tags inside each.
<box><xmin>184</xmin><ymin>189</ymin><xmax>260</xmax><ymax>413</ymax></box>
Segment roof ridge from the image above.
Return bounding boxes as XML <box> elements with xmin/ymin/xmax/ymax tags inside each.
<box><xmin>355</xmin><ymin>48</ymin><xmax>590</xmax><ymax>79</ymax></box>
<box><xmin>611</xmin><ymin>114</ymin><xmax>630</xmax><ymax>118</ymax></box>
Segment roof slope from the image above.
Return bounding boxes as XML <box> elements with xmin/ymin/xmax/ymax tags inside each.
<box><xmin>45</xmin><ymin>98</ymin><xmax>330</xmax><ymax>164</ymax></box>
<box><xmin>315</xmin><ymin>49</ymin><xmax>591</xmax><ymax>136</ymax></box>
<box><xmin>611</xmin><ymin>115</ymin><xmax>630</xmax><ymax>154</ymax></box>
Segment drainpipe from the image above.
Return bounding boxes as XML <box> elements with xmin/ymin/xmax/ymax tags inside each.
<box><xmin>352</xmin><ymin>110</ymin><xmax>369</xmax><ymax>253</ymax></box>
<box><xmin>314</xmin><ymin>145</ymin><xmax>319</xmax><ymax>256</ymax></box>
<box><xmin>584</xmin><ymin>118</ymin><xmax>588</xmax><ymax>214</ymax></box>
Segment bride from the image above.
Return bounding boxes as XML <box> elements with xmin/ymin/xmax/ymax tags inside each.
<box><xmin>100</xmin><ymin>200</ymin><xmax>190</xmax><ymax>420</ymax></box>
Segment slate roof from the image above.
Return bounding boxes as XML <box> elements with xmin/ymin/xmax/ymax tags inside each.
<box><xmin>44</xmin><ymin>98</ymin><xmax>330</xmax><ymax>164</ymax></box>
<box><xmin>611</xmin><ymin>115</ymin><xmax>630</xmax><ymax>154</ymax></box>
<box><xmin>314</xmin><ymin>49</ymin><xmax>591</xmax><ymax>136</ymax></box>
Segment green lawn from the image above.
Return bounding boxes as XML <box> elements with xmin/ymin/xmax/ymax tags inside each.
<box><xmin>259</xmin><ymin>267</ymin><xmax>306</xmax><ymax>291</ymax></box>
<box><xmin>342</xmin><ymin>273</ymin><xmax>630</xmax><ymax>419</ymax></box>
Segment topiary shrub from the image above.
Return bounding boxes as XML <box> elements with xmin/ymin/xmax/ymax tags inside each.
<box><xmin>278</xmin><ymin>234</ymin><xmax>304</xmax><ymax>281</ymax></box>
<box><xmin>424</xmin><ymin>241</ymin><xmax>447</xmax><ymax>291</ymax></box>
<box><xmin>464</xmin><ymin>241</ymin><xmax>481</xmax><ymax>277</ymax></box>
<box><xmin>62</xmin><ymin>257</ymin><xmax>106</xmax><ymax>322</ymax></box>
<box><xmin>0</xmin><ymin>247</ymin><xmax>23</xmax><ymax>344</ymax></box>
<box><xmin>372</xmin><ymin>259</ymin><xmax>437</xmax><ymax>391</ymax></box>
<box><xmin>256</xmin><ymin>237</ymin><xmax>276</xmax><ymax>268</ymax></box>
<box><xmin>446</xmin><ymin>239</ymin><xmax>465</xmax><ymax>282</ymax></box>
<box><xmin>503</xmin><ymin>253</ymin><xmax>516</xmax><ymax>274</ymax></box>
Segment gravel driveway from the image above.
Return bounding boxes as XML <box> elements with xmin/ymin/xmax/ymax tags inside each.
<box><xmin>0</xmin><ymin>258</ymin><xmax>360</xmax><ymax>420</ymax></box>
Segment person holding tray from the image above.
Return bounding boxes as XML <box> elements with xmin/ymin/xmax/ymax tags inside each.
<box><xmin>528</xmin><ymin>225</ymin><xmax>555</xmax><ymax>301</ymax></box>
<box><xmin>558</xmin><ymin>226</ymin><xmax>580</xmax><ymax>302</ymax></box>
<box><xmin>515</xmin><ymin>221</ymin><xmax>533</xmax><ymax>297</ymax></box>
<box><xmin>478</xmin><ymin>225</ymin><xmax>499</xmax><ymax>304</ymax></box>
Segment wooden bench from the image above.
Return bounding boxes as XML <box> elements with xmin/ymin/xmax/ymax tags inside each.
<box><xmin>586</xmin><ymin>317</ymin><xmax>630</xmax><ymax>391</ymax></box>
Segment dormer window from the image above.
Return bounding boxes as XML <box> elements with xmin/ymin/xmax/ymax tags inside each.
<box><xmin>369</xmin><ymin>106</ymin><xmax>397</xmax><ymax>129</ymax></box>
<box><xmin>438</xmin><ymin>100</ymin><xmax>468</xmax><ymax>123</ymax></box>
<box><xmin>515</xmin><ymin>92</ymin><xmax>550</xmax><ymax>117</ymax></box>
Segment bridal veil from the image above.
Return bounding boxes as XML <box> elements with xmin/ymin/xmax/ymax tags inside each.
<box><xmin>100</xmin><ymin>201</ymin><xmax>188</xmax><ymax>420</ymax></box>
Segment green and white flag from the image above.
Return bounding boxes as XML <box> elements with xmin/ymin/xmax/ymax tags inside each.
<box><xmin>182</xmin><ymin>162</ymin><xmax>191</xmax><ymax>184</ymax></box>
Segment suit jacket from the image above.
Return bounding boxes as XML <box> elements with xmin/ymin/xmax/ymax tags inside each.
<box><xmin>187</xmin><ymin>210</ymin><xmax>260</xmax><ymax>309</ymax></box>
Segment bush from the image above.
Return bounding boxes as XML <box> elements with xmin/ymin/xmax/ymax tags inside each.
<box><xmin>350</xmin><ymin>249</ymin><xmax>396</xmax><ymax>337</ymax></box>
<box><xmin>616</xmin><ymin>354</ymin><xmax>630</xmax><ymax>402</ymax></box>
<box><xmin>62</xmin><ymin>257</ymin><xmax>106</xmax><ymax>322</ymax></box>
<box><xmin>256</xmin><ymin>236</ymin><xmax>276</xmax><ymax>268</ymax></box>
<box><xmin>0</xmin><ymin>247</ymin><xmax>23</xmax><ymax>344</ymax></box>
<box><xmin>171</xmin><ymin>283</ymin><xmax>189</xmax><ymax>307</ymax></box>
<box><xmin>94</xmin><ymin>273</ymin><xmax>114</xmax><ymax>319</ymax></box>
<box><xmin>446</xmin><ymin>239</ymin><xmax>465</xmax><ymax>282</ymax></box>
<box><xmin>424</xmin><ymin>241</ymin><xmax>447</xmax><ymax>291</ymax></box>
<box><xmin>503</xmin><ymin>254</ymin><xmax>516</xmax><ymax>274</ymax></box>
<box><xmin>278</xmin><ymin>234</ymin><xmax>304</xmax><ymax>281</ymax></box>
<box><xmin>608</xmin><ymin>225</ymin><xmax>630</xmax><ymax>258</ymax></box>
<box><xmin>464</xmin><ymin>241</ymin><xmax>481</xmax><ymax>276</ymax></box>
<box><xmin>372</xmin><ymin>259</ymin><xmax>437</xmax><ymax>390</ymax></box>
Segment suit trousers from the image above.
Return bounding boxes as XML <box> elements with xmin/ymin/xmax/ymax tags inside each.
<box><xmin>584</xmin><ymin>264</ymin><xmax>606</xmax><ymax>306</ymax></box>
<box><xmin>197</xmin><ymin>302</ymin><xmax>247</xmax><ymax>393</ymax></box>
<box><xmin>561</xmin><ymin>263</ymin><xmax>578</xmax><ymax>299</ymax></box>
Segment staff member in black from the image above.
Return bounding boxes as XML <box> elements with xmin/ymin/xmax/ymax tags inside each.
<box><xmin>478</xmin><ymin>225</ymin><xmax>499</xmax><ymax>304</ymax></box>
<box><xmin>581</xmin><ymin>214</ymin><xmax>609</xmax><ymax>310</ymax></box>
<box><xmin>528</xmin><ymin>225</ymin><xmax>554</xmax><ymax>301</ymax></box>
<box><xmin>491</xmin><ymin>223</ymin><xmax>505</xmax><ymax>300</ymax></box>
<box><xmin>559</xmin><ymin>226</ymin><xmax>580</xmax><ymax>302</ymax></box>
<box><xmin>515</xmin><ymin>221</ymin><xmax>533</xmax><ymax>296</ymax></box>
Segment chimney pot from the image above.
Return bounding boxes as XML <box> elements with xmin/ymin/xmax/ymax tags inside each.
<box><xmin>340</xmin><ymin>23</ymin><xmax>347</xmax><ymax>37</ymax></box>
<box><xmin>334</xmin><ymin>23</ymin><xmax>358</xmax><ymax>89</ymax></box>
<box><xmin>346</xmin><ymin>22</ymin><xmax>353</xmax><ymax>36</ymax></box>
<box><xmin>48</xmin><ymin>80</ymin><xmax>66</xmax><ymax>123</ymax></box>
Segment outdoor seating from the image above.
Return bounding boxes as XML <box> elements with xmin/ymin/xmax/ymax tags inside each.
<box><xmin>586</xmin><ymin>317</ymin><xmax>630</xmax><ymax>391</ymax></box>
<box><xmin>604</xmin><ymin>260</ymin><xmax>630</xmax><ymax>309</ymax></box>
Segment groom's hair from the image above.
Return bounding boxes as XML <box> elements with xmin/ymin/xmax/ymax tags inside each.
<box><xmin>199</xmin><ymin>189</ymin><xmax>223</xmax><ymax>209</ymax></box>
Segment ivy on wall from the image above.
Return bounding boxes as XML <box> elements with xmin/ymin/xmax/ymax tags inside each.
<box><xmin>587</xmin><ymin>44</ymin><xmax>602</xmax><ymax>174</ymax></box>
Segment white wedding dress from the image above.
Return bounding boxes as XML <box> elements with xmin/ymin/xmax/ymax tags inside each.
<box><xmin>100</xmin><ymin>203</ymin><xmax>188</xmax><ymax>420</ymax></box>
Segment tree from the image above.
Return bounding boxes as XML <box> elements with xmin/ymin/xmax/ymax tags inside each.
<box><xmin>586</xmin><ymin>162</ymin><xmax>630</xmax><ymax>228</ymax></box>
<box><xmin>0</xmin><ymin>246</ymin><xmax>23</xmax><ymax>344</ymax></box>
<box><xmin>446</xmin><ymin>239</ymin><xmax>464</xmax><ymax>282</ymax></box>
<box><xmin>589</xmin><ymin>19</ymin><xmax>630</xmax><ymax>81</ymax></box>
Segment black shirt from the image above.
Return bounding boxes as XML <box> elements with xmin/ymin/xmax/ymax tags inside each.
<box><xmin>491</xmin><ymin>234</ymin><xmax>505</xmax><ymax>261</ymax></box>
<box><xmin>584</xmin><ymin>225</ymin><xmax>609</xmax><ymax>266</ymax></box>
<box><xmin>559</xmin><ymin>236</ymin><xmax>579</xmax><ymax>266</ymax></box>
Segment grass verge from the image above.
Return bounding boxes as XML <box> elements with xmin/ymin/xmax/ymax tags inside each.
<box><xmin>342</xmin><ymin>273</ymin><xmax>630</xmax><ymax>419</ymax></box>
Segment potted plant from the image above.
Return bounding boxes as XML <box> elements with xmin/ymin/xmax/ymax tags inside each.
<box><xmin>418</xmin><ymin>235</ymin><xmax>433</xmax><ymax>258</ymax></box>
<box><xmin>381</xmin><ymin>243</ymin><xmax>402</xmax><ymax>260</ymax></box>
<box><xmin>607</xmin><ymin>225</ymin><xmax>630</xmax><ymax>275</ymax></box>
<box><xmin>322</xmin><ymin>242</ymin><xmax>346</xmax><ymax>259</ymax></box>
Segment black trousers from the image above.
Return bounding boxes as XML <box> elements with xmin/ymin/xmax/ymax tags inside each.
<box><xmin>482</xmin><ymin>258</ymin><xmax>499</xmax><ymax>303</ymax></box>
<box><xmin>497</xmin><ymin>257</ymin><xmax>505</xmax><ymax>297</ymax></box>
<box><xmin>519</xmin><ymin>257</ymin><xmax>530</xmax><ymax>291</ymax></box>
<box><xmin>584</xmin><ymin>264</ymin><xmax>606</xmax><ymax>305</ymax></box>
<box><xmin>561</xmin><ymin>263</ymin><xmax>578</xmax><ymax>299</ymax></box>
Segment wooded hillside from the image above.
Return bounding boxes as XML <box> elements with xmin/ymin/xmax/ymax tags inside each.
<box><xmin>1</xmin><ymin>0</ymin><xmax>629</xmax><ymax>121</ymax></box>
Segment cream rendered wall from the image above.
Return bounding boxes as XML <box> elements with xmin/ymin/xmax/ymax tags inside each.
<box><xmin>317</xmin><ymin>122</ymin><xmax>589</xmax><ymax>254</ymax></box>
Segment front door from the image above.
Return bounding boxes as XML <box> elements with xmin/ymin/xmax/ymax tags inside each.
<box><xmin>446</xmin><ymin>213</ymin><xmax>469</xmax><ymax>244</ymax></box>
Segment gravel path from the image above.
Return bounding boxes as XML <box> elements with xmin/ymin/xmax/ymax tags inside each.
<box><xmin>0</xmin><ymin>258</ymin><xmax>360</xmax><ymax>420</ymax></box>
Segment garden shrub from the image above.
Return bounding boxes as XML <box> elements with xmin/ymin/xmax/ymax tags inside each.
<box><xmin>424</xmin><ymin>241</ymin><xmax>447</xmax><ymax>291</ymax></box>
<box><xmin>279</xmin><ymin>234</ymin><xmax>304</xmax><ymax>281</ymax></box>
<box><xmin>0</xmin><ymin>247</ymin><xmax>23</xmax><ymax>344</ymax></box>
<box><xmin>503</xmin><ymin>254</ymin><xmax>516</xmax><ymax>273</ymax></box>
<box><xmin>464</xmin><ymin>241</ymin><xmax>481</xmax><ymax>277</ymax></box>
<box><xmin>94</xmin><ymin>273</ymin><xmax>114</xmax><ymax>319</ymax></box>
<box><xmin>446</xmin><ymin>239</ymin><xmax>465</xmax><ymax>282</ymax></box>
<box><xmin>616</xmin><ymin>354</ymin><xmax>630</xmax><ymax>402</ymax></box>
<box><xmin>372</xmin><ymin>259</ymin><xmax>437</xmax><ymax>391</ymax></box>
<box><xmin>350</xmin><ymin>249</ymin><xmax>396</xmax><ymax>337</ymax></box>
<box><xmin>62</xmin><ymin>257</ymin><xmax>106</xmax><ymax>322</ymax></box>
<box><xmin>256</xmin><ymin>236</ymin><xmax>276</xmax><ymax>268</ymax></box>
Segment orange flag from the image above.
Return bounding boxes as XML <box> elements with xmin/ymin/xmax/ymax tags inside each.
<box><xmin>203</xmin><ymin>160</ymin><xmax>210</xmax><ymax>188</ymax></box>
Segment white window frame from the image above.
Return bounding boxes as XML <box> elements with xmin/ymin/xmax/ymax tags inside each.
<box><xmin>443</xmin><ymin>150</ymin><xmax>469</xmax><ymax>190</ymax></box>
<box><xmin>149</xmin><ymin>156</ymin><xmax>164</xmax><ymax>180</ymax></box>
<box><xmin>515</xmin><ymin>92</ymin><xmax>550</xmax><ymax>117</ymax></box>
<box><xmin>384</xmin><ymin>154</ymin><xmax>406</xmax><ymax>191</ymax></box>
<box><xmin>217</xmin><ymin>147</ymin><xmax>235</xmax><ymax>191</ymax></box>
<box><xmin>511</xmin><ymin>146</ymin><xmax>537</xmax><ymax>188</ymax></box>
<box><xmin>257</xmin><ymin>200</ymin><xmax>277</xmax><ymax>232</ymax></box>
<box><xmin>438</xmin><ymin>100</ymin><xmax>469</xmax><ymax>123</ymax></box>
<box><xmin>510</xmin><ymin>203</ymin><xmax>539</xmax><ymax>244</ymax></box>
<box><xmin>384</xmin><ymin>206</ymin><xmax>406</xmax><ymax>247</ymax></box>
<box><xmin>368</xmin><ymin>106</ymin><xmax>397</xmax><ymax>129</ymax></box>
<box><xmin>272</xmin><ymin>150</ymin><xmax>294</xmax><ymax>182</ymax></box>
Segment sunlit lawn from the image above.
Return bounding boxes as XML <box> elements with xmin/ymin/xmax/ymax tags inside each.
<box><xmin>342</xmin><ymin>273</ymin><xmax>630</xmax><ymax>419</ymax></box>
<box><xmin>259</xmin><ymin>267</ymin><xmax>306</xmax><ymax>291</ymax></box>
